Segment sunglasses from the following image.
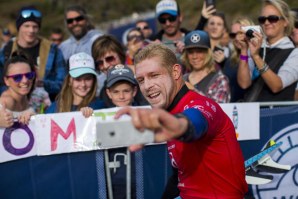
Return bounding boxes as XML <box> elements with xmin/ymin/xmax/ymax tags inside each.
<box><xmin>6</xmin><ymin>71</ymin><xmax>36</xmax><ymax>83</ymax></box>
<box><xmin>229</xmin><ymin>32</ymin><xmax>237</xmax><ymax>39</ymax></box>
<box><xmin>137</xmin><ymin>26</ymin><xmax>150</xmax><ymax>31</ymax></box>
<box><xmin>127</xmin><ymin>35</ymin><xmax>143</xmax><ymax>42</ymax></box>
<box><xmin>21</xmin><ymin>9</ymin><xmax>42</xmax><ymax>18</ymax></box>
<box><xmin>158</xmin><ymin>15</ymin><xmax>177</xmax><ymax>24</ymax></box>
<box><xmin>95</xmin><ymin>56</ymin><xmax>116</xmax><ymax>67</ymax></box>
<box><xmin>229</xmin><ymin>31</ymin><xmax>243</xmax><ymax>39</ymax></box>
<box><xmin>66</xmin><ymin>15</ymin><xmax>85</xmax><ymax>24</ymax></box>
<box><xmin>295</xmin><ymin>21</ymin><xmax>298</xmax><ymax>29</ymax></box>
<box><xmin>258</xmin><ymin>15</ymin><xmax>283</xmax><ymax>24</ymax></box>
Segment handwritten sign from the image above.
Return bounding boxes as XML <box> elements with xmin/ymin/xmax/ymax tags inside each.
<box><xmin>0</xmin><ymin>104</ymin><xmax>259</xmax><ymax>163</ymax></box>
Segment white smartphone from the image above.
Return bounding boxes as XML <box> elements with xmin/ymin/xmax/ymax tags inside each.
<box><xmin>96</xmin><ymin>119</ymin><xmax>154</xmax><ymax>149</ymax></box>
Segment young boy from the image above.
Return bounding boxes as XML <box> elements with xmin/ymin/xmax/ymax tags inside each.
<box><xmin>104</xmin><ymin>64</ymin><xmax>139</xmax><ymax>198</ymax></box>
<box><xmin>105</xmin><ymin>64</ymin><xmax>137</xmax><ymax>107</ymax></box>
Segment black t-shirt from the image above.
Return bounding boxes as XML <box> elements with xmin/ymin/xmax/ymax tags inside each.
<box><xmin>18</xmin><ymin>42</ymin><xmax>40</xmax><ymax>65</ymax></box>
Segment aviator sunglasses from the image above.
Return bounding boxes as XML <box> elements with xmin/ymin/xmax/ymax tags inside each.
<box><xmin>6</xmin><ymin>71</ymin><xmax>36</xmax><ymax>83</ymax></box>
<box><xmin>95</xmin><ymin>56</ymin><xmax>116</xmax><ymax>67</ymax></box>
<box><xmin>258</xmin><ymin>15</ymin><xmax>283</xmax><ymax>24</ymax></box>
<box><xmin>20</xmin><ymin>9</ymin><xmax>42</xmax><ymax>18</ymax></box>
<box><xmin>158</xmin><ymin>15</ymin><xmax>177</xmax><ymax>24</ymax></box>
<box><xmin>66</xmin><ymin>15</ymin><xmax>85</xmax><ymax>24</ymax></box>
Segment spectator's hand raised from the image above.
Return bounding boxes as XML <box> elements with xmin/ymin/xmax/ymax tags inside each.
<box><xmin>175</xmin><ymin>40</ymin><xmax>185</xmax><ymax>54</ymax></box>
<box><xmin>248</xmin><ymin>31</ymin><xmax>263</xmax><ymax>59</ymax></box>
<box><xmin>213</xmin><ymin>49</ymin><xmax>225</xmax><ymax>63</ymax></box>
<box><xmin>234</xmin><ymin>32</ymin><xmax>248</xmax><ymax>49</ymax></box>
<box><xmin>202</xmin><ymin>1</ymin><xmax>216</xmax><ymax>19</ymax></box>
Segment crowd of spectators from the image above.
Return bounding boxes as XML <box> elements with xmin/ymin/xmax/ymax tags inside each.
<box><xmin>1</xmin><ymin>0</ymin><xmax>298</xmax><ymax>198</ymax></box>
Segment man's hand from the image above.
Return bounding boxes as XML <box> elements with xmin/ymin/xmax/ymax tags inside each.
<box><xmin>115</xmin><ymin>107</ymin><xmax>188</xmax><ymax>151</ymax></box>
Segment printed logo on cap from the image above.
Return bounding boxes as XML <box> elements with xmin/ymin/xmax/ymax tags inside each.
<box><xmin>190</xmin><ymin>33</ymin><xmax>200</xmax><ymax>43</ymax></box>
<box><xmin>156</xmin><ymin>0</ymin><xmax>178</xmax><ymax>15</ymax></box>
<box><xmin>69</xmin><ymin>52</ymin><xmax>95</xmax><ymax>72</ymax></box>
<box><xmin>111</xmin><ymin>64</ymin><xmax>130</xmax><ymax>75</ymax></box>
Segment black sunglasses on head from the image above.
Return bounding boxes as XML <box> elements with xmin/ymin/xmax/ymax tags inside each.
<box><xmin>229</xmin><ymin>33</ymin><xmax>237</xmax><ymax>39</ymax></box>
<box><xmin>258</xmin><ymin>15</ymin><xmax>283</xmax><ymax>24</ymax></box>
<box><xmin>66</xmin><ymin>15</ymin><xmax>85</xmax><ymax>24</ymax></box>
<box><xmin>158</xmin><ymin>15</ymin><xmax>177</xmax><ymax>24</ymax></box>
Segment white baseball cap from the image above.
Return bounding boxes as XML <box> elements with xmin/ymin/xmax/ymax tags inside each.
<box><xmin>156</xmin><ymin>0</ymin><xmax>178</xmax><ymax>18</ymax></box>
<box><xmin>69</xmin><ymin>52</ymin><xmax>97</xmax><ymax>78</ymax></box>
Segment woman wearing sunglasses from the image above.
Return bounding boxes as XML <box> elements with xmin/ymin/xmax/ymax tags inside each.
<box><xmin>228</xmin><ymin>17</ymin><xmax>256</xmax><ymax>102</ymax></box>
<box><xmin>0</xmin><ymin>52</ymin><xmax>36</xmax><ymax>127</ymax></box>
<box><xmin>237</xmin><ymin>0</ymin><xmax>298</xmax><ymax>101</ymax></box>
<box><xmin>92</xmin><ymin>34</ymin><xmax>148</xmax><ymax>107</ymax></box>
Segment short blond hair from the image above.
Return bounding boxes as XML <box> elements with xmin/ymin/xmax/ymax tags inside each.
<box><xmin>181</xmin><ymin>48</ymin><xmax>215</xmax><ymax>72</ymax></box>
<box><xmin>134</xmin><ymin>43</ymin><xmax>178</xmax><ymax>72</ymax></box>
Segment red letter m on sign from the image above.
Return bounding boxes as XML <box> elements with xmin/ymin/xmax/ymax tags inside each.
<box><xmin>51</xmin><ymin>118</ymin><xmax>76</xmax><ymax>151</ymax></box>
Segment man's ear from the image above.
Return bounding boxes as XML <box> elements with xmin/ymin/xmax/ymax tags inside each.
<box><xmin>172</xmin><ymin>64</ymin><xmax>182</xmax><ymax>80</ymax></box>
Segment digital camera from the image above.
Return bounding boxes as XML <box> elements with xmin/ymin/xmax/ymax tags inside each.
<box><xmin>241</xmin><ymin>25</ymin><xmax>261</xmax><ymax>39</ymax></box>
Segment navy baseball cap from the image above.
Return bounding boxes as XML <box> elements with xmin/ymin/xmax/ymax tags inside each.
<box><xmin>106</xmin><ymin>64</ymin><xmax>137</xmax><ymax>88</ymax></box>
<box><xmin>184</xmin><ymin>30</ymin><xmax>211</xmax><ymax>50</ymax></box>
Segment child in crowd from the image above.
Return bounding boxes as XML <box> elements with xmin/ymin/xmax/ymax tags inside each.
<box><xmin>105</xmin><ymin>64</ymin><xmax>137</xmax><ymax>107</ymax></box>
<box><xmin>46</xmin><ymin>52</ymin><xmax>105</xmax><ymax>113</ymax></box>
<box><xmin>102</xmin><ymin>64</ymin><xmax>139</xmax><ymax>198</ymax></box>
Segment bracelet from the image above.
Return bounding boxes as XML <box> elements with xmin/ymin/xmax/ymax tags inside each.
<box><xmin>240</xmin><ymin>54</ymin><xmax>249</xmax><ymax>62</ymax></box>
<box><xmin>258</xmin><ymin>63</ymin><xmax>269</xmax><ymax>74</ymax></box>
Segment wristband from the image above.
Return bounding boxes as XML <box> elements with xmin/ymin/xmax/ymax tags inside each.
<box><xmin>174</xmin><ymin>113</ymin><xmax>196</xmax><ymax>142</ymax></box>
<box><xmin>240</xmin><ymin>54</ymin><xmax>249</xmax><ymax>62</ymax></box>
<box><xmin>258</xmin><ymin>63</ymin><xmax>269</xmax><ymax>74</ymax></box>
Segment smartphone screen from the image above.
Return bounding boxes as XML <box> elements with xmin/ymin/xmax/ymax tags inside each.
<box><xmin>205</xmin><ymin>0</ymin><xmax>215</xmax><ymax>7</ymax></box>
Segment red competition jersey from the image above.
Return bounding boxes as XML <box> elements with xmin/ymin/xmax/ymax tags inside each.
<box><xmin>167</xmin><ymin>86</ymin><xmax>248</xmax><ymax>198</ymax></box>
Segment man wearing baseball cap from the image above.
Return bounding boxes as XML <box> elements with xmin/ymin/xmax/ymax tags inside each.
<box><xmin>0</xmin><ymin>5</ymin><xmax>66</xmax><ymax>101</ymax></box>
<box><xmin>152</xmin><ymin>0</ymin><xmax>201</xmax><ymax>63</ymax></box>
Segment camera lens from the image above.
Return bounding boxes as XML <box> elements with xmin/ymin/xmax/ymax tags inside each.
<box><xmin>246</xmin><ymin>29</ymin><xmax>254</xmax><ymax>39</ymax></box>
